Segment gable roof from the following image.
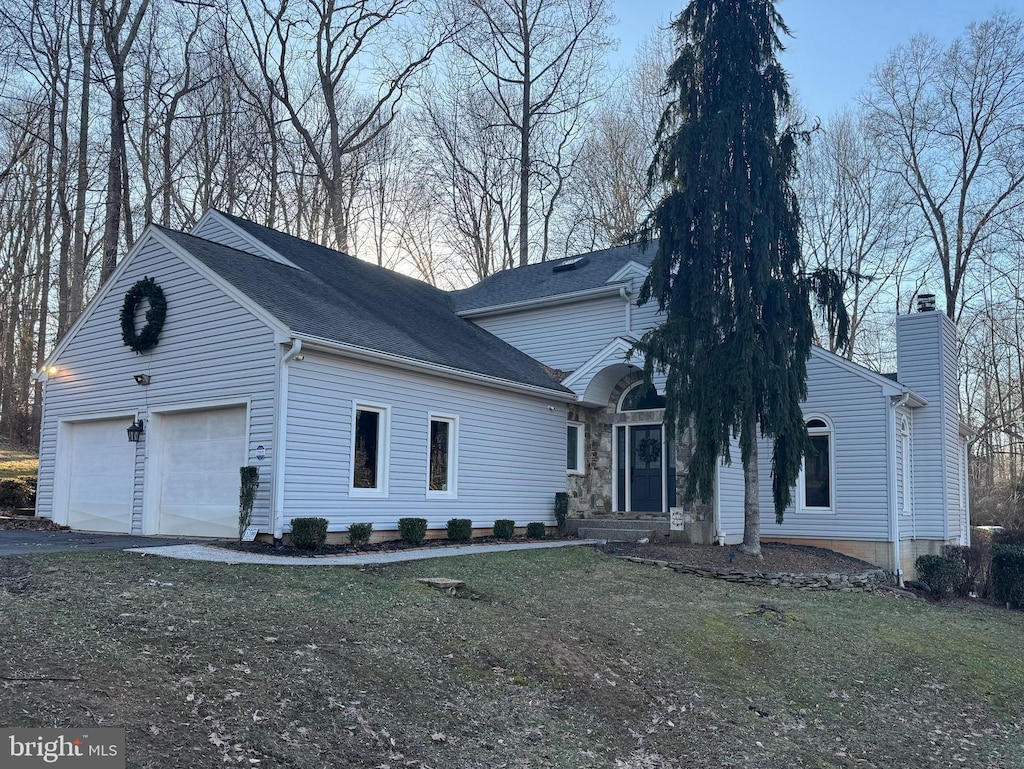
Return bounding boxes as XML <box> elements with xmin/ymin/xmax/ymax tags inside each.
<box><xmin>450</xmin><ymin>241</ymin><xmax>655</xmax><ymax>314</ymax></box>
<box><xmin>155</xmin><ymin>221</ymin><xmax>570</xmax><ymax>396</ymax></box>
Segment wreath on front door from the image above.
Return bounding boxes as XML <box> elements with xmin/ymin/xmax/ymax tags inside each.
<box><xmin>120</xmin><ymin>276</ymin><xmax>167</xmax><ymax>354</ymax></box>
<box><xmin>636</xmin><ymin>437</ymin><xmax>661</xmax><ymax>464</ymax></box>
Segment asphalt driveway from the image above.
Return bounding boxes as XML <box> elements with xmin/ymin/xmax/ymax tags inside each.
<box><xmin>0</xmin><ymin>530</ymin><xmax>196</xmax><ymax>556</ymax></box>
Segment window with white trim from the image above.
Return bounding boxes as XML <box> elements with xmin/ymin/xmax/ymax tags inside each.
<box><xmin>567</xmin><ymin>422</ymin><xmax>585</xmax><ymax>474</ymax></box>
<box><xmin>351</xmin><ymin>404</ymin><xmax>389</xmax><ymax>496</ymax></box>
<box><xmin>428</xmin><ymin>415</ymin><xmax>457</xmax><ymax>496</ymax></box>
<box><xmin>800</xmin><ymin>417</ymin><xmax>833</xmax><ymax>511</ymax></box>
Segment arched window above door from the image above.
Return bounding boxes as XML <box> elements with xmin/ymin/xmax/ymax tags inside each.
<box><xmin>618</xmin><ymin>381</ymin><xmax>666</xmax><ymax>411</ymax></box>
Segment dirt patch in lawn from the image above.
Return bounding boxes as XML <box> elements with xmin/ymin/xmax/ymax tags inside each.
<box><xmin>601</xmin><ymin>540</ymin><xmax>877</xmax><ymax>573</ymax></box>
<box><xmin>0</xmin><ymin>557</ymin><xmax>31</xmax><ymax>593</ymax></box>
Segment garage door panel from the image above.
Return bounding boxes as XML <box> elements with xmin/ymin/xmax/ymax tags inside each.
<box><xmin>66</xmin><ymin>418</ymin><xmax>135</xmax><ymax>533</ymax></box>
<box><xmin>158</xmin><ymin>406</ymin><xmax>246</xmax><ymax>538</ymax></box>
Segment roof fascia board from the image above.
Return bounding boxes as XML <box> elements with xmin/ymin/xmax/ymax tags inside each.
<box><xmin>295</xmin><ymin>333</ymin><xmax>576</xmax><ymax>402</ymax></box>
<box><xmin>562</xmin><ymin>335</ymin><xmax>640</xmax><ymax>392</ymax></box>
<box><xmin>147</xmin><ymin>228</ymin><xmax>292</xmax><ymax>340</ymax></box>
<box><xmin>605</xmin><ymin>260</ymin><xmax>649</xmax><ymax>284</ymax></box>
<box><xmin>38</xmin><ymin>226</ymin><xmax>165</xmax><ymax>376</ymax></box>
<box><xmin>809</xmin><ymin>346</ymin><xmax>906</xmax><ymax>396</ymax></box>
<box><xmin>192</xmin><ymin>210</ymin><xmax>303</xmax><ymax>271</ymax></box>
<box><xmin>457</xmin><ymin>283</ymin><xmax>627</xmax><ymax>318</ymax></box>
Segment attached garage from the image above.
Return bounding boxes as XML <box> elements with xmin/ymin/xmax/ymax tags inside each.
<box><xmin>152</xmin><ymin>405</ymin><xmax>247</xmax><ymax>537</ymax></box>
<box><xmin>62</xmin><ymin>417</ymin><xmax>137</xmax><ymax>533</ymax></box>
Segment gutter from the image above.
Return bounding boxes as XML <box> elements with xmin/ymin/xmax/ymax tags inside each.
<box><xmin>889</xmin><ymin>391</ymin><xmax>911</xmax><ymax>586</ymax></box>
<box><xmin>456</xmin><ymin>283</ymin><xmax>628</xmax><ymax>318</ymax></box>
<box><xmin>620</xmin><ymin>285</ymin><xmax>632</xmax><ymax>331</ymax></box>
<box><xmin>272</xmin><ymin>339</ymin><xmax>302</xmax><ymax>539</ymax></box>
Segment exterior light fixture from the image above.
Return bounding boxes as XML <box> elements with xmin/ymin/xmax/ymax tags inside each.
<box><xmin>133</xmin><ymin>374</ymin><xmax>151</xmax><ymax>385</ymax></box>
<box><xmin>127</xmin><ymin>418</ymin><xmax>145</xmax><ymax>443</ymax></box>
<box><xmin>45</xmin><ymin>365</ymin><xmax>59</xmax><ymax>377</ymax></box>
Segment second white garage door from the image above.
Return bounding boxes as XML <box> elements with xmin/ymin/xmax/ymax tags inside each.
<box><xmin>156</xmin><ymin>406</ymin><xmax>247</xmax><ymax>537</ymax></box>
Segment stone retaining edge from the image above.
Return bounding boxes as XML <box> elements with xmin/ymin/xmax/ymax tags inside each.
<box><xmin>617</xmin><ymin>556</ymin><xmax>892</xmax><ymax>591</ymax></box>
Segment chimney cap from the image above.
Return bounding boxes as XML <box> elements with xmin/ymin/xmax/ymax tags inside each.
<box><xmin>916</xmin><ymin>293</ymin><xmax>936</xmax><ymax>312</ymax></box>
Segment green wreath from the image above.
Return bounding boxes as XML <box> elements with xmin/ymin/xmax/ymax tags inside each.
<box><xmin>120</xmin><ymin>276</ymin><xmax>167</xmax><ymax>354</ymax></box>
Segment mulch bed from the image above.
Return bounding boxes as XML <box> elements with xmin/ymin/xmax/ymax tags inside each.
<box><xmin>0</xmin><ymin>514</ymin><xmax>68</xmax><ymax>532</ymax></box>
<box><xmin>601</xmin><ymin>540</ymin><xmax>878</xmax><ymax>574</ymax></box>
<box><xmin>215</xmin><ymin>534</ymin><xmax>558</xmax><ymax>558</ymax></box>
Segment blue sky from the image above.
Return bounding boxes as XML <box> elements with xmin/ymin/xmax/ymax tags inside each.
<box><xmin>609</xmin><ymin>0</ymin><xmax>1018</xmax><ymax>119</ymax></box>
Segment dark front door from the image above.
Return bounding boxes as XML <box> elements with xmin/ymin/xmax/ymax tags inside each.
<box><xmin>630</xmin><ymin>425</ymin><xmax>663</xmax><ymax>512</ymax></box>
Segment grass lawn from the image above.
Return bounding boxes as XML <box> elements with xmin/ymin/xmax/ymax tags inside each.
<box><xmin>0</xmin><ymin>444</ymin><xmax>37</xmax><ymax>479</ymax></box>
<box><xmin>0</xmin><ymin>547</ymin><xmax>1021</xmax><ymax>768</ymax></box>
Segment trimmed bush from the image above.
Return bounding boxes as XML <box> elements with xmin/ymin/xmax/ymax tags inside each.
<box><xmin>291</xmin><ymin>517</ymin><xmax>328</xmax><ymax>551</ymax></box>
<box><xmin>348</xmin><ymin>522</ymin><xmax>373</xmax><ymax>548</ymax></box>
<box><xmin>493</xmin><ymin>519</ymin><xmax>516</xmax><ymax>540</ymax></box>
<box><xmin>398</xmin><ymin>517</ymin><xmax>428</xmax><ymax>545</ymax></box>
<box><xmin>554</xmin><ymin>492</ymin><xmax>569</xmax><ymax>535</ymax></box>
<box><xmin>0</xmin><ymin>478</ymin><xmax>33</xmax><ymax>509</ymax></box>
<box><xmin>915</xmin><ymin>554</ymin><xmax>963</xmax><ymax>601</ymax></box>
<box><xmin>526</xmin><ymin>522</ymin><xmax>546</xmax><ymax>539</ymax></box>
<box><xmin>992</xmin><ymin>545</ymin><xmax>1024</xmax><ymax>608</ymax></box>
<box><xmin>447</xmin><ymin>518</ymin><xmax>473</xmax><ymax>542</ymax></box>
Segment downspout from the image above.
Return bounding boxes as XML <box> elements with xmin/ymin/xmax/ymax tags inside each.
<box><xmin>273</xmin><ymin>339</ymin><xmax>302</xmax><ymax>539</ymax></box>
<box><xmin>889</xmin><ymin>392</ymin><xmax>911</xmax><ymax>586</ymax></box>
<box><xmin>620</xmin><ymin>286</ymin><xmax>631</xmax><ymax>332</ymax></box>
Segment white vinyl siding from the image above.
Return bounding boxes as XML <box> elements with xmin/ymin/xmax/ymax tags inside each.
<box><xmin>896</xmin><ymin>312</ymin><xmax>961</xmax><ymax>540</ymax></box>
<box><xmin>716</xmin><ymin>434</ymin><xmax>746</xmax><ymax>544</ymax></box>
<box><xmin>755</xmin><ymin>350</ymin><xmax>892</xmax><ymax>540</ymax></box>
<box><xmin>37</xmin><ymin>233</ymin><xmax>279</xmax><ymax>533</ymax></box>
<box><xmin>470</xmin><ymin>294</ymin><xmax>627</xmax><ymax>371</ymax></box>
<box><xmin>283</xmin><ymin>353</ymin><xmax>567</xmax><ymax>531</ymax></box>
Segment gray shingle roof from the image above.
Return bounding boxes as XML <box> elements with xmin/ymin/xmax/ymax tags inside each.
<box><xmin>449</xmin><ymin>241</ymin><xmax>655</xmax><ymax>313</ymax></box>
<box><xmin>158</xmin><ymin>221</ymin><xmax>570</xmax><ymax>394</ymax></box>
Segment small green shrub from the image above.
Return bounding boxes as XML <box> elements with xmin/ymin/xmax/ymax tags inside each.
<box><xmin>915</xmin><ymin>554</ymin><xmax>963</xmax><ymax>601</ymax></box>
<box><xmin>554</xmin><ymin>492</ymin><xmax>569</xmax><ymax>534</ymax></box>
<box><xmin>291</xmin><ymin>517</ymin><xmax>328</xmax><ymax>551</ymax></box>
<box><xmin>526</xmin><ymin>522</ymin><xmax>546</xmax><ymax>539</ymax></box>
<box><xmin>398</xmin><ymin>517</ymin><xmax>428</xmax><ymax>545</ymax></box>
<box><xmin>447</xmin><ymin>518</ymin><xmax>473</xmax><ymax>542</ymax></box>
<box><xmin>493</xmin><ymin>519</ymin><xmax>516</xmax><ymax>539</ymax></box>
<box><xmin>348</xmin><ymin>522</ymin><xmax>373</xmax><ymax>548</ymax></box>
<box><xmin>992</xmin><ymin>545</ymin><xmax>1024</xmax><ymax>608</ymax></box>
<box><xmin>0</xmin><ymin>478</ymin><xmax>33</xmax><ymax>508</ymax></box>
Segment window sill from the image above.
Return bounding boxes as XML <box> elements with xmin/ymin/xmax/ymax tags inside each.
<box><xmin>350</xmin><ymin>487</ymin><xmax>388</xmax><ymax>499</ymax></box>
<box><xmin>567</xmin><ymin>469</ymin><xmax>585</xmax><ymax>476</ymax></box>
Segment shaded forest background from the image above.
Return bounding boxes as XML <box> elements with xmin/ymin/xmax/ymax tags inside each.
<box><xmin>2</xmin><ymin>0</ymin><xmax>1024</xmax><ymax>525</ymax></box>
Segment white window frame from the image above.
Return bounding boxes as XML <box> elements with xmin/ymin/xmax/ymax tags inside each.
<box><xmin>900</xmin><ymin>415</ymin><xmax>913</xmax><ymax>516</ymax></box>
<box><xmin>798</xmin><ymin>414</ymin><xmax>835</xmax><ymax>514</ymax></box>
<box><xmin>350</xmin><ymin>403</ymin><xmax>390</xmax><ymax>498</ymax></box>
<box><xmin>426</xmin><ymin>413</ymin><xmax>458</xmax><ymax>498</ymax></box>
<box><xmin>567</xmin><ymin>421</ymin><xmax>585</xmax><ymax>475</ymax></box>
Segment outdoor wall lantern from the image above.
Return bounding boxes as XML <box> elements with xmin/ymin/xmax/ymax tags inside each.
<box><xmin>127</xmin><ymin>418</ymin><xmax>145</xmax><ymax>443</ymax></box>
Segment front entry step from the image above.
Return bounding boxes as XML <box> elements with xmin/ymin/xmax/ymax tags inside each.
<box><xmin>570</xmin><ymin>517</ymin><xmax>670</xmax><ymax>542</ymax></box>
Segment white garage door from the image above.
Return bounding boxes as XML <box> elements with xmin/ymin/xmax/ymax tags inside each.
<box><xmin>66</xmin><ymin>418</ymin><xmax>136</xmax><ymax>533</ymax></box>
<box><xmin>157</xmin><ymin>406</ymin><xmax>247</xmax><ymax>537</ymax></box>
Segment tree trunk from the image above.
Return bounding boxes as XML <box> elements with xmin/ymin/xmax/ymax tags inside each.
<box><xmin>740</xmin><ymin>410</ymin><xmax>762</xmax><ymax>557</ymax></box>
<box><xmin>518</xmin><ymin>2</ymin><xmax>530</xmax><ymax>269</ymax></box>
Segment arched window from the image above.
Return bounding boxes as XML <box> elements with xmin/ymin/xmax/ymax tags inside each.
<box><xmin>899</xmin><ymin>416</ymin><xmax>912</xmax><ymax>515</ymax></box>
<box><xmin>618</xmin><ymin>382</ymin><xmax>666</xmax><ymax>411</ymax></box>
<box><xmin>801</xmin><ymin>417</ymin><xmax>833</xmax><ymax>511</ymax></box>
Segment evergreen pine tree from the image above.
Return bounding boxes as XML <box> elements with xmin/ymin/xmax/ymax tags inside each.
<box><xmin>636</xmin><ymin>0</ymin><xmax>840</xmax><ymax>556</ymax></box>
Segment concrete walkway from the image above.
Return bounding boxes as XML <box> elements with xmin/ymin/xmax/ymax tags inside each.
<box><xmin>127</xmin><ymin>539</ymin><xmax>603</xmax><ymax>566</ymax></box>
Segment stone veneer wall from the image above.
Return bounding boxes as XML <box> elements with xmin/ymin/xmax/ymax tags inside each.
<box><xmin>567</xmin><ymin>370</ymin><xmax>713</xmax><ymax>542</ymax></box>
